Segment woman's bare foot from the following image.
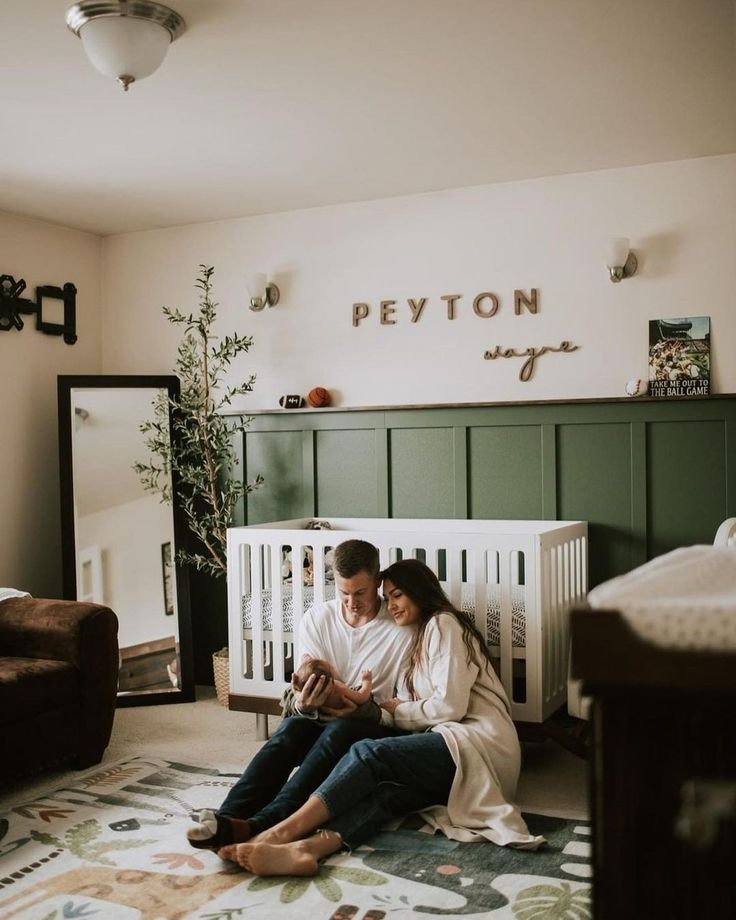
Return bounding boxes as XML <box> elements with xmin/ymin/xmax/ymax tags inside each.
<box><xmin>245</xmin><ymin>795</ymin><xmax>331</xmax><ymax>846</ymax></box>
<box><xmin>219</xmin><ymin>831</ymin><xmax>343</xmax><ymax>876</ymax></box>
<box><xmin>218</xmin><ymin>841</ymin><xmax>318</xmax><ymax>876</ymax></box>
<box><xmin>248</xmin><ymin>825</ymin><xmax>289</xmax><ymax>845</ymax></box>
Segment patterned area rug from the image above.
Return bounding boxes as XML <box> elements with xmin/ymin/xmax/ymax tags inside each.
<box><xmin>0</xmin><ymin>757</ymin><xmax>592</xmax><ymax>919</ymax></box>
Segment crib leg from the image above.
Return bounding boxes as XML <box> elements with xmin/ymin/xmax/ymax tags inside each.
<box><xmin>255</xmin><ymin>713</ymin><xmax>269</xmax><ymax>741</ymax></box>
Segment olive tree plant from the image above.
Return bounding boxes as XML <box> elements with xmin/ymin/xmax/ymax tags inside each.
<box><xmin>135</xmin><ymin>265</ymin><xmax>263</xmax><ymax>578</ymax></box>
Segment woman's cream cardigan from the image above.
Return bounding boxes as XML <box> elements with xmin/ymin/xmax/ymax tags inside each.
<box><xmin>392</xmin><ymin>612</ymin><xmax>544</xmax><ymax>849</ymax></box>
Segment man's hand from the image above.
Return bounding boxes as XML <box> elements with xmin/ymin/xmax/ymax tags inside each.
<box><xmin>321</xmin><ymin>696</ymin><xmax>359</xmax><ymax>719</ymax></box>
<box><xmin>293</xmin><ymin>672</ymin><xmax>333</xmax><ymax>713</ymax></box>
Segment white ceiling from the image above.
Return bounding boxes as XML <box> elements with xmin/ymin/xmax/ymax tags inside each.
<box><xmin>2</xmin><ymin>0</ymin><xmax>735</xmax><ymax>237</ymax></box>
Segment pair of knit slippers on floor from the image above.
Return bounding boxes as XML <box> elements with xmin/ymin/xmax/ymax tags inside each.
<box><xmin>186</xmin><ymin>809</ymin><xmax>235</xmax><ymax>849</ymax></box>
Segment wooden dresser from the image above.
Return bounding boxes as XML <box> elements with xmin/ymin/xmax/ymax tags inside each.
<box><xmin>571</xmin><ymin>609</ymin><xmax>736</xmax><ymax>920</ymax></box>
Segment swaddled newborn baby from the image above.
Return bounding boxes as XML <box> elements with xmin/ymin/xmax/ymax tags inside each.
<box><xmin>290</xmin><ymin>656</ymin><xmax>380</xmax><ymax>722</ymax></box>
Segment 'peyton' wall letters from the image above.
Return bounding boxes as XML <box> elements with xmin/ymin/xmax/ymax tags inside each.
<box><xmin>352</xmin><ymin>288</ymin><xmax>539</xmax><ymax>326</ymax></box>
<box><xmin>351</xmin><ymin>287</ymin><xmax>580</xmax><ymax>381</ymax></box>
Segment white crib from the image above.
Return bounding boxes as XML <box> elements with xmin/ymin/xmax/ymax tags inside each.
<box><xmin>227</xmin><ymin>517</ymin><xmax>587</xmax><ymax>733</ymax></box>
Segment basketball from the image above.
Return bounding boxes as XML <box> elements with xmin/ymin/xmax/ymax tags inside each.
<box><xmin>307</xmin><ymin>387</ymin><xmax>331</xmax><ymax>408</ymax></box>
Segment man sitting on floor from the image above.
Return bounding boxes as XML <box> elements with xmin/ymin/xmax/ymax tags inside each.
<box><xmin>188</xmin><ymin>538</ymin><xmax>414</xmax><ymax>848</ymax></box>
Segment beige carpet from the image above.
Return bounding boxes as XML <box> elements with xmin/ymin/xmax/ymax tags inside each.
<box><xmin>0</xmin><ymin>686</ymin><xmax>588</xmax><ymax>819</ymax></box>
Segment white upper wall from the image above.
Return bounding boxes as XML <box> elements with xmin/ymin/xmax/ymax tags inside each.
<box><xmin>0</xmin><ymin>212</ymin><xmax>101</xmax><ymax>595</ymax></box>
<box><xmin>101</xmin><ymin>155</ymin><xmax>736</xmax><ymax>407</ymax></box>
<box><xmin>3</xmin><ymin>0</ymin><xmax>735</xmax><ymax>234</ymax></box>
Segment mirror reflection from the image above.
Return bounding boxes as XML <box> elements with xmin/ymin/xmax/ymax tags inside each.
<box><xmin>59</xmin><ymin>376</ymin><xmax>193</xmax><ymax>704</ymax></box>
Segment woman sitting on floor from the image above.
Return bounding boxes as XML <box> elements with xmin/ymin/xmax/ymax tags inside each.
<box><xmin>218</xmin><ymin>558</ymin><xmax>543</xmax><ymax>876</ymax></box>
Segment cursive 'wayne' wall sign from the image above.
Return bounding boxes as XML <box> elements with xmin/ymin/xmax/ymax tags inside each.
<box><xmin>351</xmin><ymin>288</ymin><xmax>580</xmax><ymax>382</ymax></box>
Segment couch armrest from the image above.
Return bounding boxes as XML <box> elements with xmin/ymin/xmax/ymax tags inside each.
<box><xmin>0</xmin><ymin>597</ymin><xmax>118</xmax><ymax>667</ymax></box>
<box><xmin>0</xmin><ymin>597</ymin><xmax>120</xmax><ymax>766</ymax></box>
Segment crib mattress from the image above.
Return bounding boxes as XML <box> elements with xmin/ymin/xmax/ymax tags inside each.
<box><xmin>241</xmin><ymin>585</ymin><xmax>527</xmax><ymax>647</ymax></box>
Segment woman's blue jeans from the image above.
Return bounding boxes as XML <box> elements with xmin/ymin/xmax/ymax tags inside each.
<box><xmin>314</xmin><ymin>731</ymin><xmax>456</xmax><ymax>849</ymax></box>
<box><xmin>219</xmin><ymin>715</ymin><xmax>406</xmax><ymax>835</ymax></box>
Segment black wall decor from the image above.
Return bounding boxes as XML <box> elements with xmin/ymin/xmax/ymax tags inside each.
<box><xmin>0</xmin><ymin>274</ymin><xmax>77</xmax><ymax>344</ymax></box>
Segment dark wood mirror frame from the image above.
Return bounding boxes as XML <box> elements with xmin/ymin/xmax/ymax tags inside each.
<box><xmin>58</xmin><ymin>375</ymin><xmax>195</xmax><ymax>706</ymax></box>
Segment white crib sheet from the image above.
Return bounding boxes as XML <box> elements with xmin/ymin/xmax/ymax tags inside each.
<box><xmin>241</xmin><ymin>584</ymin><xmax>527</xmax><ymax>647</ymax></box>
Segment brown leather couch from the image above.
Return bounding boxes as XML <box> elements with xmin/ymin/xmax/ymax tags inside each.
<box><xmin>0</xmin><ymin>597</ymin><xmax>119</xmax><ymax>784</ymax></box>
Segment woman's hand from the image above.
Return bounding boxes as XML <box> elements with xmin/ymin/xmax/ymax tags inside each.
<box><xmin>380</xmin><ymin>697</ymin><xmax>402</xmax><ymax>715</ymax></box>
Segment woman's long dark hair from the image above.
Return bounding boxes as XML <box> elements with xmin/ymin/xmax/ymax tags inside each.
<box><xmin>381</xmin><ymin>558</ymin><xmax>495</xmax><ymax>699</ymax></box>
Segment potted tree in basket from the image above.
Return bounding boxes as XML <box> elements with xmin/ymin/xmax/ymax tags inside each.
<box><xmin>135</xmin><ymin>265</ymin><xmax>263</xmax><ymax>700</ymax></box>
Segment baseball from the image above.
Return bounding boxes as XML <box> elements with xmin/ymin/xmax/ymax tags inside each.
<box><xmin>625</xmin><ymin>379</ymin><xmax>647</xmax><ymax>397</ymax></box>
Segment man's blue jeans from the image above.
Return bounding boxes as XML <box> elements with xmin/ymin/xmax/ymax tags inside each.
<box><xmin>219</xmin><ymin>715</ymin><xmax>406</xmax><ymax>835</ymax></box>
<box><xmin>314</xmin><ymin>731</ymin><xmax>456</xmax><ymax>849</ymax></box>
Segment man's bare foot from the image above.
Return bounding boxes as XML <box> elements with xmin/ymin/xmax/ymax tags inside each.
<box><xmin>218</xmin><ymin>841</ymin><xmax>319</xmax><ymax>876</ymax></box>
<box><xmin>187</xmin><ymin>811</ymin><xmax>251</xmax><ymax>849</ymax></box>
<box><xmin>248</xmin><ymin>842</ymin><xmax>319</xmax><ymax>877</ymax></box>
<box><xmin>217</xmin><ymin>843</ymin><xmax>237</xmax><ymax>862</ymax></box>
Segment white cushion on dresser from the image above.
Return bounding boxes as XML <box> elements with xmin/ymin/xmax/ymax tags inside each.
<box><xmin>587</xmin><ymin>545</ymin><xmax>736</xmax><ymax>653</ymax></box>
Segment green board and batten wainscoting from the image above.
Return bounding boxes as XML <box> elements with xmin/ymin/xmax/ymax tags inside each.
<box><xmin>231</xmin><ymin>395</ymin><xmax>736</xmax><ymax>590</ymax></box>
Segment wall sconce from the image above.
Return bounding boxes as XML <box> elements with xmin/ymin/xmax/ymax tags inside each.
<box><xmin>248</xmin><ymin>272</ymin><xmax>280</xmax><ymax>311</ymax></box>
<box><xmin>66</xmin><ymin>1</ymin><xmax>186</xmax><ymax>92</ymax></box>
<box><xmin>606</xmin><ymin>237</ymin><xmax>638</xmax><ymax>283</ymax></box>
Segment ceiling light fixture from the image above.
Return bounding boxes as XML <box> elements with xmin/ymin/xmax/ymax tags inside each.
<box><xmin>65</xmin><ymin>1</ymin><xmax>186</xmax><ymax>92</ymax></box>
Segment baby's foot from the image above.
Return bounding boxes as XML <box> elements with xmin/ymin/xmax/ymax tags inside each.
<box><xmin>186</xmin><ymin>809</ymin><xmax>245</xmax><ymax>849</ymax></box>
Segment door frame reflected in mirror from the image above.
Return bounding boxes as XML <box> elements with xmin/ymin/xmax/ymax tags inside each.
<box><xmin>58</xmin><ymin>375</ymin><xmax>195</xmax><ymax>706</ymax></box>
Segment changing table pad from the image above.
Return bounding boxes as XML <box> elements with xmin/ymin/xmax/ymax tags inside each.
<box><xmin>587</xmin><ymin>545</ymin><xmax>736</xmax><ymax>652</ymax></box>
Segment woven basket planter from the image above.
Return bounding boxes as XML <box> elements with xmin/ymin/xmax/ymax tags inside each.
<box><xmin>212</xmin><ymin>651</ymin><xmax>230</xmax><ymax>707</ymax></box>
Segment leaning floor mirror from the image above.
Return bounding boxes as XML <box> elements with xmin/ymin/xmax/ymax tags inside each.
<box><xmin>58</xmin><ymin>375</ymin><xmax>194</xmax><ymax>705</ymax></box>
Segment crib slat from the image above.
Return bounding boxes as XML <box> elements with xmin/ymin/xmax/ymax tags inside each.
<box><xmin>250</xmin><ymin>543</ymin><xmax>265</xmax><ymax>682</ymax></box>
<box><xmin>292</xmin><ymin>543</ymin><xmax>305</xmax><ymax>659</ymax></box>
<box><xmin>472</xmin><ymin>549</ymin><xmax>487</xmax><ymax>638</ymax></box>
<box><xmin>270</xmin><ymin>545</ymin><xmax>285</xmax><ymax>685</ymax></box>
<box><xmin>497</xmin><ymin>543</ymin><xmax>514</xmax><ymax>701</ymax></box>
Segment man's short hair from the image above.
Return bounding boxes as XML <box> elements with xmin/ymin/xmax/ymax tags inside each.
<box><xmin>333</xmin><ymin>539</ymin><xmax>380</xmax><ymax>579</ymax></box>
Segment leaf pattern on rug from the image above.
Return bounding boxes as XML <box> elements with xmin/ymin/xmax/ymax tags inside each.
<box><xmin>77</xmin><ymin>765</ymin><xmax>142</xmax><ymax>788</ymax></box>
<box><xmin>30</xmin><ymin>819</ymin><xmax>156</xmax><ymax>866</ymax></box>
<box><xmin>247</xmin><ymin>864</ymin><xmax>389</xmax><ymax>904</ymax></box>
<box><xmin>199</xmin><ymin>908</ymin><xmax>259</xmax><ymax>920</ymax></box>
<box><xmin>12</xmin><ymin>805</ymin><xmax>75</xmax><ymax>823</ymax></box>
<box><xmin>151</xmin><ymin>851</ymin><xmax>206</xmax><ymax>870</ymax></box>
<box><xmin>61</xmin><ymin>901</ymin><xmax>99</xmax><ymax>917</ymax></box>
<box><xmin>513</xmin><ymin>881</ymin><xmax>592</xmax><ymax>919</ymax></box>
<box><xmin>0</xmin><ymin>836</ymin><xmax>32</xmax><ymax>858</ymax></box>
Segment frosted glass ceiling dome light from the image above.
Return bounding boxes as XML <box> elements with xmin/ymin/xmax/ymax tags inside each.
<box><xmin>66</xmin><ymin>1</ymin><xmax>186</xmax><ymax>92</ymax></box>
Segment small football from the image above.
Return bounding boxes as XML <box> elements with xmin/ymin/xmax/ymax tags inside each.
<box><xmin>307</xmin><ymin>387</ymin><xmax>331</xmax><ymax>408</ymax></box>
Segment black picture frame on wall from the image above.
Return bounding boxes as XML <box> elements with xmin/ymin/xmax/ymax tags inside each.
<box><xmin>58</xmin><ymin>374</ymin><xmax>195</xmax><ymax>706</ymax></box>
